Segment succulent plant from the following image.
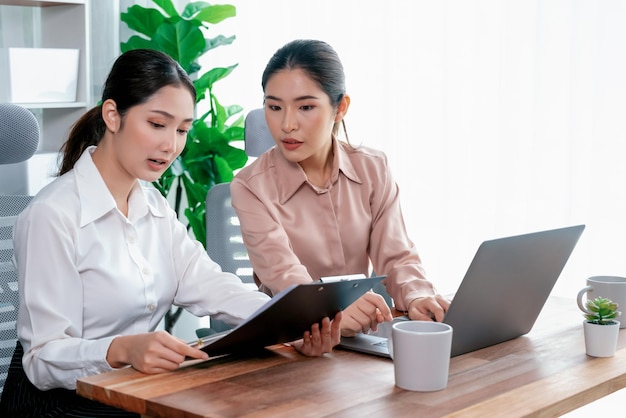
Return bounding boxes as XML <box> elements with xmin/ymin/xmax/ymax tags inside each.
<box><xmin>583</xmin><ymin>296</ymin><xmax>620</xmax><ymax>325</ymax></box>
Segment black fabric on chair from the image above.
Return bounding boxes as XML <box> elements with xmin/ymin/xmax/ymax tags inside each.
<box><xmin>0</xmin><ymin>342</ymin><xmax>138</xmax><ymax>417</ymax></box>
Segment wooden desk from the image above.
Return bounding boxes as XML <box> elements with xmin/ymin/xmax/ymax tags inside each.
<box><xmin>77</xmin><ymin>297</ymin><xmax>626</xmax><ymax>417</ymax></box>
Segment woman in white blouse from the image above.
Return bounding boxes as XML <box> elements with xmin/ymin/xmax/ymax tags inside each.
<box><xmin>0</xmin><ymin>49</ymin><xmax>341</xmax><ymax>417</ymax></box>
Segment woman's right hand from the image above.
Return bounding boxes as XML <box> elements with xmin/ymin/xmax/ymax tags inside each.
<box><xmin>106</xmin><ymin>330</ymin><xmax>208</xmax><ymax>374</ymax></box>
<box><xmin>340</xmin><ymin>291</ymin><xmax>393</xmax><ymax>337</ymax></box>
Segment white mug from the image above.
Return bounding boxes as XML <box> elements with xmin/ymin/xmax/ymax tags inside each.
<box><xmin>577</xmin><ymin>276</ymin><xmax>626</xmax><ymax>328</ymax></box>
<box><xmin>390</xmin><ymin>321</ymin><xmax>453</xmax><ymax>392</ymax></box>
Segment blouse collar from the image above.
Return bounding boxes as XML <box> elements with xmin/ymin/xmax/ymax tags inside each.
<box><xmin>74</xmin><ymin>146</ymin><xmax>165</xmax><ymax>226</ymax></box>
<box><xmin>272</xmin><ymin>138</ymin><xmax>362</xmax><ymax>204</ymax></box>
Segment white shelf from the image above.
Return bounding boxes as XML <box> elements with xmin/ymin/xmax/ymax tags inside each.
<box><xmin>0</xmin><ymin>1</ymin><xmax>84</xmax><ymax>7</ymax></box>
<box><xmin>0</xmin><ymin>0</ymin><xmax>91</xmax><ymax>155</ymax></box>
<box><xmin>20</xmin><ymin>102</ymin><xmax>87</xmax><ymax>109</ymax></box>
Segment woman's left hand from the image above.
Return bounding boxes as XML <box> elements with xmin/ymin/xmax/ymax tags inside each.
<box><xmin>407</xmin><ymin>294</ymin><xmax>451</xmax><ymax>322</ymax></box>
<box><xmin>291</xmin><ymin>311</ymin><xmax>342</xmax><ymax>356</ymax></box>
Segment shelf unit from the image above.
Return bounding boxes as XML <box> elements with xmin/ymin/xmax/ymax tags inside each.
<box><xmin>0</xmin><ymin>0</ymin><xmax>92</xmax><ymax>194</ymax></box>
<box><xmin>0</xmin><ymin>0</ymin><xmax>91</xmax><ymax>154</ymax></box>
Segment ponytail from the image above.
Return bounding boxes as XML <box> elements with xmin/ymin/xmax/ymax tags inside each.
<box><xmin>57</xmin><ymin>106</ymin><xmax>106</xmax><ymax>176</ymax></box>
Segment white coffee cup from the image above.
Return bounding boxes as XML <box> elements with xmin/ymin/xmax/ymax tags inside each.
<box><xmin>390</xmin><ymin>321</ymin><xmax>453</xmax><ymax>392</ymax></box>
<box><xmin>577</xmin><ymin>276</ymin><xmax>626</xmax><ymax>328</ymax></box>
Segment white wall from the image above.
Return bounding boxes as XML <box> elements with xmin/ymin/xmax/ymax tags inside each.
<box><xmin>199</xmin><ymin>0</ymin><xmax>626</xmax><ymax>299</ymax></box>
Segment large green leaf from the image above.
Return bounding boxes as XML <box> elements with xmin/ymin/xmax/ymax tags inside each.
<box><xmin>120</xmin><ymin>6</ymin><xmax>165</xmax><ymax>38</ymax></box>
<box><xmin>213</xmin><ymin>155</ymin><xmax>236</xmax><ymax>182</ymax></box>
<box><xmin>223</xmin><ymin>106</ymin><xmax>244</xmax><ymax>126</ymax></box>
<box><xmin>181</xmin><ymin>1</ymin><xmax>210</xmax><ymax>18</ymax></box>
<box><xmin>223</xmin><ymin>125</ymin><xmax>245</xmax><ymax>142</ymax></box>
<box><xmin>120</xmin><ymin>36</ymin><xmax>156</xmax><ymax>53</ymax></box>
<box><xmin>195</xmin><ymin>5</ymin><xmax>236</xmax><ymax>24</ymax></box>
<box><xmin>153</xmin><ymin>0</ymin><xmax>179</xmax><ymax>18</ymax></box>
<box><xmin>194</xmin><ymin>65</ymin><xmax>238</xmax><ymax>92</ymax></box>
<box><xmin>184</xmin><ymin>205</ymin><xmax>206</xmax><ymax>247</ymax></box>
<box><xmin>216</xmin><ymin>145</ymin><xmax>248</xmax><ymax>170</ymax></box>
<box><xmin>153</xmin><ymin>20</ymin><xmax>206</xmax><ymax>74</ymax></box>
<box><xmin>189</xmin><ymin>123</ymin><xmax>226</xmax><ymax>149</ymax></box>
<box><xmin>183</xmin><ymin>175</ymin><xmax>209</xmax><ymax>206</ymax></box>
<box><xmin>209</xmin><ymin>96</ymin><xmax>228</xmax><ymax>130</ymax></box>
<box><xmin>206</xmin><ymin>35</ymin><xmax>236</xmax><ymax>52</ymax></box>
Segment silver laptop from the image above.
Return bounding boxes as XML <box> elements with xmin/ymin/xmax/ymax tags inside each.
<box><xmin>338</xmin><ymin>225</ymin><xmax>585</xmax><ymax>358</ymax></box>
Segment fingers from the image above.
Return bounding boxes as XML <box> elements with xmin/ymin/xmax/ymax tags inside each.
<box><xmin>124</xmin><ymin>331</ymin><xmax>209</xmax><ymax>374</ymax></box>
<box><xmin>362</xmin><ymin>292</ymin><xmax>393</xmax><ymax>321</ymax></box>
<box><xmin>308</xmin><ymin>319</ymin><xmax>331</xmax><ymax>355</ymax></box>
<box><xmin>309</xmin><ymin>321</ymin><xmax>322</xmax><ymax>351</ymax></box>
<box><xmin>294</xmin><ymin>312</ymin><xmax>343</xmax><ymax>357</ymax></box>
<box><xmin>295</xmin><ymin>325</ymin><xmax>319</xmax><ymax>356</ymax></box>
<box><xmin>180</xmin><ymin>344</ymin><xmax>210</xmax><ymax>362</ymax></box>
<box><xmin>407</xmin><ymin>295</ymin><xmax>450</xmax><ymax>322</ymax></box>
<box><xmin>157</xmin><ymin>332</ymin><xmax>207</xmax><ymax>364</ymax></box>
<box><xmin>342</xmin><ymin>293</ymin><xmax>391</xmax><ymax>335</ymax></box>
<box><xmin>330</xmin><ymin>311</ymin><xmax>343</xmax><ymax>341</ymax></box>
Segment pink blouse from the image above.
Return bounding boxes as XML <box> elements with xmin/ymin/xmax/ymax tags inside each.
<box><xmin>230</xmin><ymin>139</ymin><xmax>436</xmax><ymax>311</ymax></box>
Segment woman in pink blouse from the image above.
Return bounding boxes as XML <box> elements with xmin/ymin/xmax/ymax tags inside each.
<box><xmin>231</xmin><ymin>39</ymin><xmax>450</xmax><ymax>337</ymax></box>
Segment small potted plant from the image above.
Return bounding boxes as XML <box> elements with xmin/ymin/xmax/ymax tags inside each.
<box><xmin>580</xmin><ymin>296</ymin><xmax>621</xmax><ymax>357</ymax></box>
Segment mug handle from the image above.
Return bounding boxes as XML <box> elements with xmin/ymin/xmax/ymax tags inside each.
<box><xmin>577</xmin><ymin>285</ymin><xmax>593</xmax><ymax>313</ymax></box>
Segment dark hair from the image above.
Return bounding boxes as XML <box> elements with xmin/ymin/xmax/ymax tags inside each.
<box><xmin>58</xmin><ymin>49</ymin><xmax>196</xmax><ymax>175</ymax></box>
<box><xmin>262</xmin><ymin>39</ymin><xmax>349</xmax><ymax>141</ymax></box>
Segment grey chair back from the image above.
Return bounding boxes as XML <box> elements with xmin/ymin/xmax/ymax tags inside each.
<box><xmin>205</xmin><ymin>108</ymin><xmax>275</xmax><ymax>280</ymax></box>
<box><xmin>0</xmin><ymin>196</ymin><xmax>32</xmax><ymax>394</ymax></box>
<box><xmin>0</xmin><ymin>103</ymin><xmax>39</xmax><ymax>395</ymax></box>
<box><xmin>202</xmin><ymin>109</ymin><xmax>274</xmax><ymax>333</ymax></box>
<box><xmin>203</xmin><ymin>182</ymin><xmax>254</xmax><ymax>333</ymax></box>
<box><xmin>0</xmin><ymin>103</ymin><xmax>39</xmax><ymax>195</ymax></box>
<box><xmin>244</xmin><ymin>108</ymin><xmax>275</xmax><ymax>157</ymax></box>
<box><xmin>205</xmin><ymin>182</ymin><xmax>253</xmax><ymax>284</ymax></box>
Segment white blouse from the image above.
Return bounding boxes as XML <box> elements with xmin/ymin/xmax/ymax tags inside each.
<box><xmin>13</xmin><ymin>146</ymin><xmax>269</xmax><ymax>390</ymax></box>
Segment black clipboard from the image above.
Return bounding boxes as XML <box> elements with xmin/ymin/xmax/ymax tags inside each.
<box><xmin>192</xmin><ymin>276</ymin><xmax>385</xmax><ymax>357</ymax></box>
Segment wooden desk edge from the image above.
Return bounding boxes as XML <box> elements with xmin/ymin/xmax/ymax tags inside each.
<box><xmin>445</xmin><ymin>346</ymin><xmax>626</xmax><ymax>417</ymax></box>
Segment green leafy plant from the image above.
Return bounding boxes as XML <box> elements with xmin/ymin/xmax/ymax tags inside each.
<box><xmin>583</xmin><ymin>296</ymin><xmax>620</xmax><ymax>325</ymax></box>
<box><xmin>121</xmin><ymin>0</ymin><xmax>248</xmax><ymax>333</ymax></box>
<box><xmin>121</xmin><ymin>0</ymin><xmax>248</xmax><ymax>248</ymax></box>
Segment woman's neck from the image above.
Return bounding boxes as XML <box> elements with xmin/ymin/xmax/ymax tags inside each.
<box><xmin>91</xmin><ymin>143</ymin><xmax>135</xmax><ymax>217</ymax></box>
<box><xmin>299</xmin><ymin>139</ymin><xmax>334</xmax><ymax>189</ymax></box>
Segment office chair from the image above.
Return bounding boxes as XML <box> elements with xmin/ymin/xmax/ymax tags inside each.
<box><xmin>200</xmin><ymin>109</ymin><xmax>275</xmax><ymax>334</ymax></box>
<box><xmin>0</xmin><ymin>104</ymin><xmax>40</xmax><ymax>395</ymax></box>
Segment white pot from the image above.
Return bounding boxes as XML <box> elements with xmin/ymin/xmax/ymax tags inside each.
<box><xmin>583</xmin><ymin>320</ymin><xmax>620</xmax><ymax>357</ymax></box>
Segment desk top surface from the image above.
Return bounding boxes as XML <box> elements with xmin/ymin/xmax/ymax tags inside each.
<box><xmin>77</xmin><ymin>297</ymin><xmax>626</xmax><ymax>418</ymax></box>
